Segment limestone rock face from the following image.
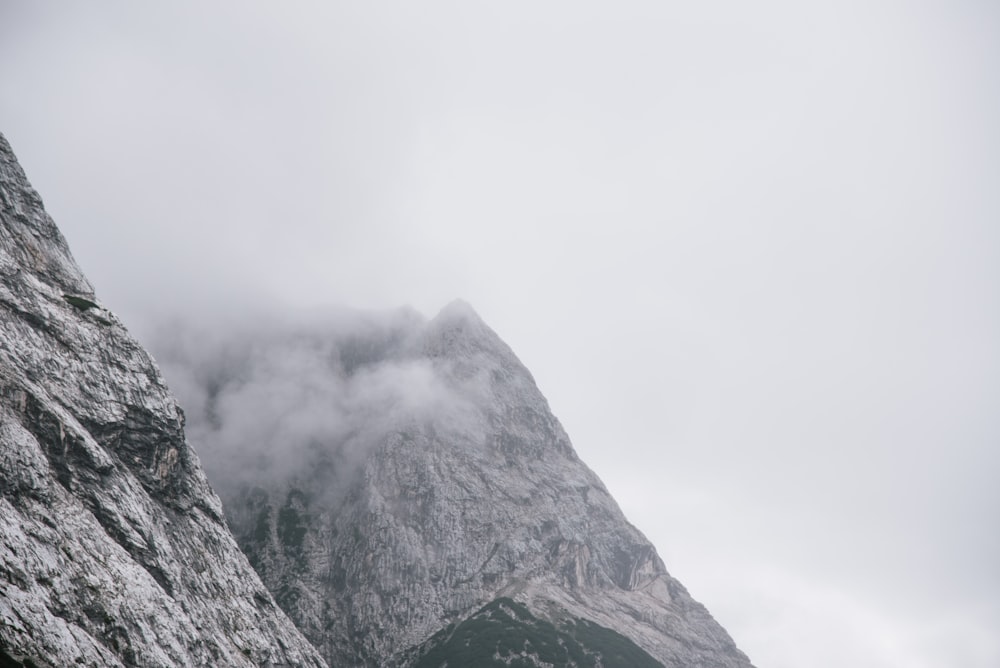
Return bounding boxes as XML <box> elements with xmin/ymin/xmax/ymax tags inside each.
<box><xmin>0</xmin><ymin>133</ymin><xmax>327</xmax><ymax>667</ymax></box>
<box><xmin>160</xmin><ymin>301</ymin><xmax>756</xmax><ymax>667</ymax></box>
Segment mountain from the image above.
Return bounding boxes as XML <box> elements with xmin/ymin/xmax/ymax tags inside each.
<box><xmin>0</xmin><ymin>134</ymin><xmax>327</xmax><ymax>666</ymax></box>
<box><xmin>0</xmin><ymin>128</ymin><xmax>754</xmax><ymax>667</ymax></box>
<box><xmin>157</xmin><ymin>303</ymin><xmax>756</xmax><ymax>667</ymax></box>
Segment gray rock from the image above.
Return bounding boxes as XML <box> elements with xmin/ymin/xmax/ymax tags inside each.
<box><xmin>163</xmin><ymin>300</ymin><xmax>756</xmax><ymax>667</ymax></box>
<box><xmin>0</xmin><ymin>133</ymin><xmax>327</xmax><ymax>667</ymax></box>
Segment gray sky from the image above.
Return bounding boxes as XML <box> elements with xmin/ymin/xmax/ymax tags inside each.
<box><xmin>2</xmin><ymin>2</ymin><xmax>999</xmax><ymax>666</ymax></box>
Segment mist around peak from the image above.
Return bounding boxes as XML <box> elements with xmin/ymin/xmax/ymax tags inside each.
<box><xmin>150</xmin><ymin>301</ymin><xmax>512</xmax><ymax>503</ymax></box>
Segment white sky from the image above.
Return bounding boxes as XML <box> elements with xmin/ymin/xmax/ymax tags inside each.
<box><xmin>2</xmin><ymin>2</ymin><xmax>998</xmax><ymax>666</ymax></box>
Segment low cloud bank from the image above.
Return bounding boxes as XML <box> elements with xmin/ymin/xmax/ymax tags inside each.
<box><xmin>149</xmin><ymin>305</ymin><xmax>488</xmax><ymax>502</ymax></box>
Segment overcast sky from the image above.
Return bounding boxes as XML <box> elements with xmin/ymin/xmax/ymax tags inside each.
<box><xmin>2</xmin><ymin>2</ymin><xmax>999</xmax><ymax>666</ymax></box>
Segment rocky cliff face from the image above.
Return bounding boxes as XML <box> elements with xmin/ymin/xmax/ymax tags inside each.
<box><xmin>0</xmin><ymin>133</ymin><xmax>327</xmax><ymax>667</ymax></box>
<box><xmin>158</xmin><ymin>303</ymin><xmax>756</xmax><ymax>667</ymax></box>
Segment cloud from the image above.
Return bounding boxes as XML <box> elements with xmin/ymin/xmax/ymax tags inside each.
<box><xmin>151</xmin><ymin>305</ymin><xmax>489</xmax><ymax>502</ymax></box>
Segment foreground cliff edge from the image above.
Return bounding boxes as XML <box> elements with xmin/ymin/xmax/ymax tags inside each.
<box><xmin>0</xmin><ymin>133</ymin><xmax>327</xmax><ymax>666</ymax></box>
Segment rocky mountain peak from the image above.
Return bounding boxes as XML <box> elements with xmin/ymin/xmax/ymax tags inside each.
<box><xmin>422</xmin><ymin>299</ymin><xmax>509</xmax><ymax>361</ymax></box>
<box><xmin>158</xmin><ymin>299</ymin><xmax>755</xmax><ymax>667</ymax></box>
<box><xmin>433</xmin><ymin>297</ymin><xmax>483</xmax><ymax>325</ymax></box>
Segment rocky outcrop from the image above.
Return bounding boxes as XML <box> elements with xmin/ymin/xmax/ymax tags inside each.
<box><xmin>0</xmin><ymin>133</ymin><xmax>327</xmax><ymax>667</ymax></box>
<box><xmin>160</xmin><ymin>300</ymin><xmax>755</xmax><ymax>667</ymax></box>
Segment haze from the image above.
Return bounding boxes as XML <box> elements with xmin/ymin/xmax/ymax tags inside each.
<box><xmin>2</xmin><ymin>2</ymin><xmax>998</xmax><ymax>666</ymax></box>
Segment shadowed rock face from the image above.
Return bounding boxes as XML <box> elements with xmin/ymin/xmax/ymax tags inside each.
<box><xmin>0</xmin><ymin>133</ymin><xmax>327</xmax><ymax>667</ymax></box>
<box><xmin>163</xmin><ymin>301</ymin><xmax>756</xmax><ymax>666</ymax></box>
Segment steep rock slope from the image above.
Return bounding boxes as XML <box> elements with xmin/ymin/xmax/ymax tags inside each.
<box><xmin>0</xmin><ymin>133</ymin><xmax>327</xmax><ymax>667</ymax></box>
<box><xmin>158</xmin><ymin>303</ymin><xmax>755</xmax><ymax>667</ymax></box>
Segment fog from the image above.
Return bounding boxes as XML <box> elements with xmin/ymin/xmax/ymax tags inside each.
<box><xmin>152</xmin><ymin>306</ymin><xmax>490</xmax><ymax>500</ymax></box>
<box><xmin>2</xmin><ymin>2</ymin><xmax>998</xmax><ymax>666</ymax></box>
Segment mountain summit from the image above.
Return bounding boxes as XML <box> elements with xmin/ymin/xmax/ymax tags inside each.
<box><xmin>0</xmin><ymin>134</ymin><xmax>326</xmax><ymax>666</ymax></box>
<box><xmin>0</xmin><ymin>130</ymin><xmax>754</xmax><ymax>667</ymax></box>
<box><xmin>159</xmin><ymin>302</ymin><xmax>756</xmax><ymax>667</ymax></box>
